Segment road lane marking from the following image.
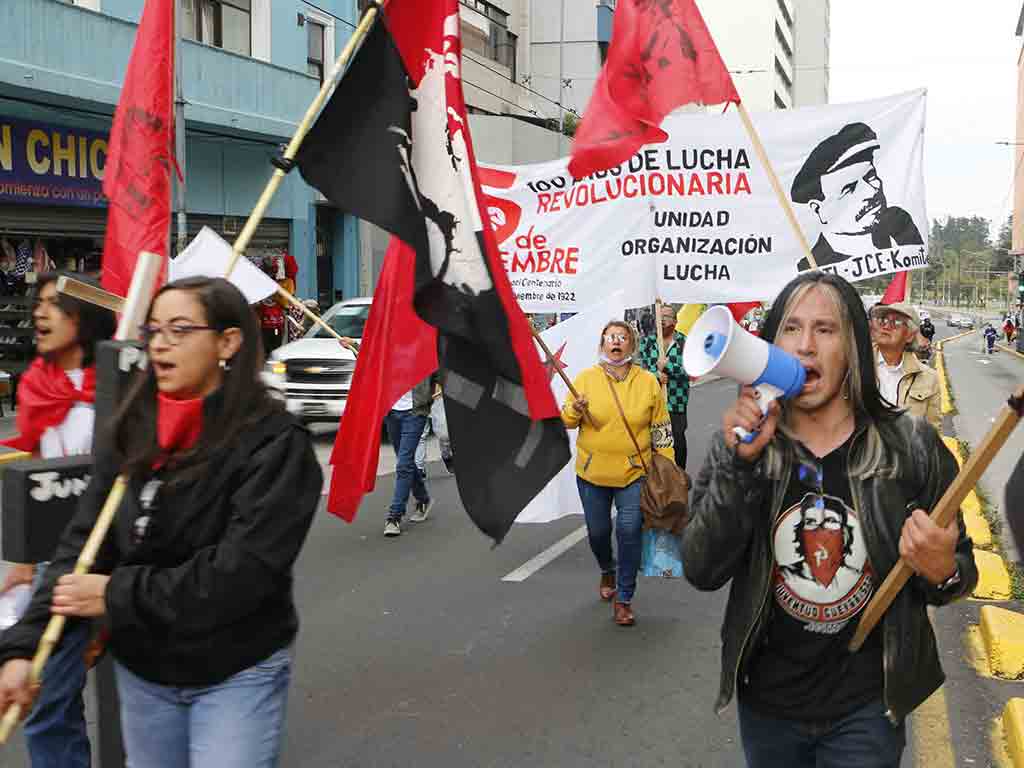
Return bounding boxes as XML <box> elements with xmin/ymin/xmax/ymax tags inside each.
<box><xmin>502</xmin><ymin>525</ymin><xmax>589</xmax><ymax>582</ymax></box>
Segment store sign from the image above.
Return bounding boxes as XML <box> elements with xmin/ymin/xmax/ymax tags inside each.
<box><xmin>0</xmin><ymin>117</ymin><xmax>109</xmax><ymax>208</ymax></box>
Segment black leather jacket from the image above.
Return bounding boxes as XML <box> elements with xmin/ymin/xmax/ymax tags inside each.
<box><xmin>682</xmin><ymin>414</ymin><xmax>977</xmax><ymax>723</ymax></box>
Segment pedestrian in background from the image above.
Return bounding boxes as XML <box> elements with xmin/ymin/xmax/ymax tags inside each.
<box><xmin>562</xmin><ymin>320</ymin><xmax>674</xmax><ymax>627</ymax></box>
<box><xmin>384</xmin><ymin>374</ymin><xmax>437</xmax><ymax>536</ymax></box>
<box><xmin>870</xmin><ymin>302</ymin><xmax>941</xmax><ymax>429</ymax></box>
<box><xmin>0</xmin><ymin>271</ymin><xmax>115</xmax><ymax>768</ymax></box>
<box><xmin>637</xmin><ymin>302</ymin><xmax>690</xmax><ymax>469</ymax></box>
<box><xmin>684</xmin><ymin>272</ymin><xmax>976</xmax><ymax>767</ymax></box>
<box><xmin>415</xmin><ymin>379</ymin><xmax>454</xmax><ymax>481</ymax></box>
<box><xmin>0</xmin><ymin>277</ymin><xmax>322</xmax><ymax>767</ymax></box>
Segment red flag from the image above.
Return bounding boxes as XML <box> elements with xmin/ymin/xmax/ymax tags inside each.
<box><xmin>299</xmin><ymin>2</ymin><xmax>570</xmax><ymax>542</ymax></box>
<box><xmin>101</xmin><ymin>0</ymin><xmax>175</xmax><ymax>297</ymax></box>
<box><xmin>569</xmin><ymin>0</ymin><xmax>739</xmax><ymax>179</ymax></box>
<box><xmin>727</xmin><ymin>302</ymin><xmax>761</xmax><ymax>325</ymax></box>
<box><xmin>881</xmin><ymin>271</ymin><xmax>908</xmax><ymax>304</ymax></box>
<box><xmin>326</xmin><ymin>239</ymin><xmax>438</xmax><ymax>522</ymax></box>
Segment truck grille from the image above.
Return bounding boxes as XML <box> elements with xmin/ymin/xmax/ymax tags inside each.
<box><xmin>285</xmin><ymin>358</ymin><xmax>354</xmax><ymax>386</ymax></box>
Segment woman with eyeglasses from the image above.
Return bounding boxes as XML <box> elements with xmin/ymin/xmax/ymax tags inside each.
<box><xmin>562</xmin><ymin>320</ymin><xmax>674</xmax><ymax>626</ymax></box>
<box><xmin>0</xmin><ymin>271</ymin><xmax>115</xmax><ymax>767</ymax></box>
<box><xmin>0</xmin><ymin>276</ymin><xmax>323</xmax><ymax>767</ymax></box>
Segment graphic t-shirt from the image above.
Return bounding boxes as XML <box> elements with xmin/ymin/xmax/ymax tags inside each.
<box><xmin>740</xmin><ymin>436</ymin><xmax>885</xmax><ymax>721</ymax></box>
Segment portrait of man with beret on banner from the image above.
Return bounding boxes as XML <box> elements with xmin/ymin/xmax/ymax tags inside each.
<box><xmin>791</xmin><ymin>122</ymin><xmax>923</xmax><ymax>271</ymax></box>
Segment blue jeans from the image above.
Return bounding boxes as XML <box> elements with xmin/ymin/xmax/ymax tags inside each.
<box><xmin>385</xmin><ymin>409</ymin><xmax>429</xmax><ymax>521</ymax></box>
<box><xmin>738</xmin><ymin>698</ymin><xmax>905</xmax><ymax>768</ymax></box>
<box><xmin>24</xmin><ymin>563</ymin><xmax>91</xmax><ymax>768</ymax></box>
<box><xmin>114</xmin><ymin>646</ymin><xmax>293</xmax><ymax>768</ymax></box>
<box><xmin>576</xmin><ymin>477</ymin><xmax>643</xmax><ymax>603</ymax></box>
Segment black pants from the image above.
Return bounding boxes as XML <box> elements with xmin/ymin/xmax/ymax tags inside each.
<box><xmin>670</xmin><ymin>411</ymin><xmax>687</xmax><ymax>470</ymax></box>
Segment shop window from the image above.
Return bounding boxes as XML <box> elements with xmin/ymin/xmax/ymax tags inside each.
<box><xmin>307</xmin><ymin>21</ymin><xmax>325</xmax><ymax>83</ymax></box>
<box><xmin>180</xmin><ymin>0</ymin><xmax>252</xmax><ymax>57</ymax></box>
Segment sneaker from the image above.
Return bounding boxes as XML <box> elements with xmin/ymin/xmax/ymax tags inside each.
<box><xmin>384</xmin><ymin>520</ymin><xmax>401</xmax><ymax>537</ymax></box>
<box><xmin>408</xmin><ymin>499</ymin><xmax>433</xmax><ymax>523</ymax></box>
<box><xmin>441</xmin><ymin>454</ymin><xmax>454</xmax><ymax>475</ymax></box>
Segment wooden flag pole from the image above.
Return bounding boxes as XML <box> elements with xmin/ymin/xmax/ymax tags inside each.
<box><xmin>0</xmin><ymin>478</ymin><xmax>129</xmax><ymax>743</ymax></box>
<box><xmin>56</xmin><ymin>277</ymin><xmax>125</xmax><ymax>314</ymax></box>
<box><xmin>530</xmin><ymin>327</ymin><xmax>596</xmax><ymax>428</ymax></box>
<box><xmin>58</xmin><ymin>270</ymin><xmax>357</xmax><ymax>355</ymax></box>
<box><xmin>849</xmin><ymin>387</ymin><xmax>1024</xmax><ymax>652</ymax></box>
<box><xmin>654</xmin><ymin>299</ymin><xmax>669</xmax><ymax>400</ymax></box>
<box><xmin>734</xmin><ymin>102</ymin><xmax>818</xmax><ymax>270</ymax></box>
<box><xmin>223</xmin><ymin>3</ymin><xmax>380</xmax><ymax>279</ymax></box>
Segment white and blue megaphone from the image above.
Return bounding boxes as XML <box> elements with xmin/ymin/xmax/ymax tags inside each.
<box><xmin>683</xmin><ymin>305</ymin><xmax>806</xmax><ymax>443</ymax></box>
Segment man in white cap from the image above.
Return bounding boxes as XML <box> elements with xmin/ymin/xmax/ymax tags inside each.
<box><xmin>871</xmin><ymin>302</ymin><xmax>941</xmax><ymax>428</ymax></box>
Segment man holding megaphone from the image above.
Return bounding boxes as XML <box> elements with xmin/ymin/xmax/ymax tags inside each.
<box><xmin>681</xmin><ymin>272</ymin><xmax>977</xmax><ymax>767</ymax></box>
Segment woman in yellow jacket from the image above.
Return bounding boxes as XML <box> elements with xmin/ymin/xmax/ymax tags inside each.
<box><xmin>563</xmin><ymin>320</ymin><xmax>674</xmax><ymax>626</ymax></box>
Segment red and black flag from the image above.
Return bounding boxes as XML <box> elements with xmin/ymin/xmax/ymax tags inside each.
<box><xmin>296</xmin><ymin>0</ymin><xmax>569</xmax><ymax>544</ymax></box>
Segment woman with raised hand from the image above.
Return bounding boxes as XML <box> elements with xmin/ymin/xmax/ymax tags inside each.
<box><xmin>562</xmin><ymin>320</ymin><xmax>674</xmax><ymax>627</ymax></box>
<box><xmin>0</xmin><ymin>276</ymin><xmax>322</xmax><ymax>767</ymax></box>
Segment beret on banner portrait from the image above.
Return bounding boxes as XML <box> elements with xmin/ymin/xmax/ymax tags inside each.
<box><xmin>791</xmin><ymin>122</ymin><xmax>881</xmax><ymax>204</ymax></box>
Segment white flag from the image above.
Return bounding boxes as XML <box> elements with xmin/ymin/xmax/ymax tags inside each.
<box><xmin>516</xmin><ymin>292</ymin><xmax>627</xmax><ymax>524</ymax></box>
<box><xmin>169</xmin><ymin>226</ymin><xmax>280</xmax><ymax>303</ymax></box>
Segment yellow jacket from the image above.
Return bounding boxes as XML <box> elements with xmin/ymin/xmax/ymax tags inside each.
<box><xmin>561</xmin><ymin>364</ymin><xmax>674</xmax><ymax>488</ymax></box>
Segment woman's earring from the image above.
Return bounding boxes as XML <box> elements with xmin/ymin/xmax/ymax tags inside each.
<box><xmin>219</xmin><ymin>359</ymin><xmax>231</xmax><ymax>371</ymax></box>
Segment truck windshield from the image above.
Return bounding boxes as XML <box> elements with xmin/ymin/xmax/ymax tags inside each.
<box><xmin>308</xmin><ymin>303</ymin><xmax>370</xmax><ymax>339</ymax></box>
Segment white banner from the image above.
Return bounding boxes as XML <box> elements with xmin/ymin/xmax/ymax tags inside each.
<box><xmin>516</xmin><ymin>291</ymin><xmax>627</xmax><ymax>524</ymax></box>
<box><xmin>481</xmin><ymin>90</ymin><xmax>928</xmax><ymax>312</ymax></box>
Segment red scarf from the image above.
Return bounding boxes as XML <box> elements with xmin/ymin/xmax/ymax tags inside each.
<box><xmin>2</xmin><ymin>358</ymin><xmax>95</xmax><ymax>453</ymax></box>
<box><xmin>157</xmin><ymin>393</ymin><xmax>204</xmax><ymax>455</ymax></box>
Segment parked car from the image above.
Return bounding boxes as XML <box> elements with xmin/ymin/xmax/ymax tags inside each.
<box><xmin>948</xmin><ymin>314</ymin><xmax>975</xmax><ymax>330</ymax></box>
<box><xmin>263</xmin><ymin>297</ymin><xmax>370</xmax><ymax>423</ymax></box>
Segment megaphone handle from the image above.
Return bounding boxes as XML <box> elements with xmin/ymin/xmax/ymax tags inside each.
<box><xmin>731</xmin><ymin>383</ymin><xmax>784</xmax><ymax>444</ymax></box>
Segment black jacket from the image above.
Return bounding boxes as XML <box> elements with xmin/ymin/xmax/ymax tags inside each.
<box><xmin>0</xmin><ymin>403</ymin><xmax>322</xmax><ymax>687</ymax></box>
<box><xmin>682</xmin><ymin>414</ymin><xmax>977</xmax><ymax>723</ymax></box>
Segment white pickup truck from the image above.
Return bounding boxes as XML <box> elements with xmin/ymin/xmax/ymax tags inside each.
<box><xmin>262</xmin><ymin>297</ymin><xmax>369</xmax><ymax>424</ymax></box>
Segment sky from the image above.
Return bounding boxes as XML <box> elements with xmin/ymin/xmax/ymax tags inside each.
<box><xmin>829</xmin><ymin>1</ymin><xmax>1021</xmax><ymax>233</ymax></box>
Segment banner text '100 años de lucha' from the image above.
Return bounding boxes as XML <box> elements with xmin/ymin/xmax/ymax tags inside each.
<box><xmin>480</xmin><ymin>90</ymin><xmax>928</xmax><ymax>312</ymax></box>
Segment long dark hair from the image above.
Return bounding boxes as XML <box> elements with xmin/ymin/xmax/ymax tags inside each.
<box><xmin>34</xmin><ymin>272</ymin><xmax>117</xmax><ymax>367</ymax></box>
<box><xmin>110</xmin><ymin>276</ymin><xmax>282</xmax><ymax>484</ymax></box>
<box><xmin>759</xmin><ymin>271</ymin><xmax>902</xmax><ymax>477</ymax></box>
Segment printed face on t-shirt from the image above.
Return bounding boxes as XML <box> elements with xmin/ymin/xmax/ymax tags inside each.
<box><xmin>772</xmin><ymin>491</ymin><xmax>874</xmax><ymax>636</ymax></box>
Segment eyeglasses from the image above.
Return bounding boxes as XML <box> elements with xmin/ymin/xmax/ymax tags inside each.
<box><xmin>604</xmin><ymin>333</ymin><xmax>629</xmax><ymax>344</ymax></box>
<box><xmin>139</xmin><ymin>322</ymin><xmax>217</xmax><ymax>346</ymax></box>
<box><xmin>870</xmin><ymin>314</ymin><xmax>911</xmax><ymax>329</ymax></box>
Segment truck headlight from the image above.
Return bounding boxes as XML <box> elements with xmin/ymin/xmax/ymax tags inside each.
<box><xmin>266</xmin><ymin>360</ymin><xmax>286</xmax><ymax>376</ymax></box>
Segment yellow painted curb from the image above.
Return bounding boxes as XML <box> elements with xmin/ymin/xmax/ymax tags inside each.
<box><xmin>966</xmin><ymin>509</ymin><xmax>994</xmax><ymax>549</ymax></box>
<box><xmin>975</xmin><ymin>550</ymin><xmax>1013</xmax><ymax>601</ymax></box>
<box><xmin>1002</xmin><ymin>699</ymin><xmax>1024</xmax><ymax>767</ymax></box>
<box><xmin>999</xmin><ymin>343</ymin><xmax>1024</xmax><ymax>362</ymax></box>
<box><xmin>936</xmin><ymin>350</ymin><xmax>954</xmax><ymax>415</ymax></box>
<box><xmin>980</xmin><ymin>606</ymin><xmax>1024</xmax><ymax>678</ymax></box>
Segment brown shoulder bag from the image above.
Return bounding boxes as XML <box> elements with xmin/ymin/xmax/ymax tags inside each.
<box><xmin>604</xmin><ymin>372</ymin><xmax>690</xmax><ymax>534</ymax></box>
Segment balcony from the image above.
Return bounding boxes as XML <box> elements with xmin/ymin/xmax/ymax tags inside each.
<box><xmin>0</xmin><ymin>0</ymin><xmax>318</xmax><ymax>139</ymax></box>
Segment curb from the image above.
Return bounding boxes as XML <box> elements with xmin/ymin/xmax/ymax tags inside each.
<box><xmin>974</xmin><ymin>550</ymin><xmax>1013</xmax><ymax>601</ymax></box>
<box><xmin>981</xmin><ymin>606</ymin><xmax>1024</xmax><ymax>678</ymax></box>
<box><xmin>1002</xmin><ymin>699</ymin><xmax>1024</xmax><ymax>767</ymax></box>
<box><xmin>998</xmin><ymin>343</ymin><xmax>1024</xmax><ymax>362</ymax></box>
<box><xmin>941</xmin><ymin>436</ymin><xmax>993</xmax><ymax>548</ymax></box>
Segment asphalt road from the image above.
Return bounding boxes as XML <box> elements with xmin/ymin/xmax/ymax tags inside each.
<box><xmin>3</xmin><ymin>324</ymin><xmax>1003</xmax><ymax>767</ymax></box>
<box><xmin>285</xmin><ymin>376</ymin><xmax>744</xmax><ymax>768</ymax></box>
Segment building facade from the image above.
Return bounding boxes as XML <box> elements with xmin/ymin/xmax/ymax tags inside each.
<box><xmin>0</xmin><ymin>0</ymin><xmax>364</xmax><ymax>312</ymax></box>
<box><xmin>1014</xmin><ymin>3</ymin><xmax>1024</xmax><ymax>257</ymax></box>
